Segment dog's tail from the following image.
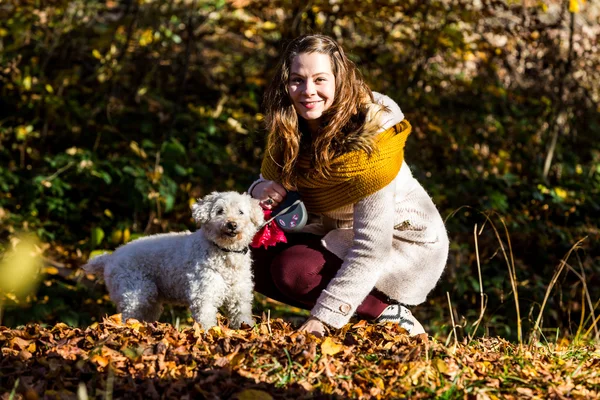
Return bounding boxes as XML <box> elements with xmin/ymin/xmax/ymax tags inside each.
<box><xmin>82</xmin><ymin>252</ymin><xmax>111</xmax><ymax>276</ymax></box>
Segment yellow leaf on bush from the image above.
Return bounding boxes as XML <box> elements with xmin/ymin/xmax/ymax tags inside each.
<box><xmin>129</xmin><ymin>141</ymin><xmax>147</xmax><ymax>159</ymax></box>
<box><xmin>554</xmin><ymin>187</ymin><xmax>568</xmax><ymax>199</ymax></box>
<box><xmin>262</xmin><ymin>21</ymin><xmax>276</xmax><ymax>30</ymax></box>
<box><xmin>427</xmin><ymin>123</ymin><xmax>442</xmax><ymax>134</ymax></box>
<box><xmin>0</xmin><ymin>235</ymin><xmax>42</xmax><ymax>298</ymax></box>
<box><xmin>569</xmin><ymin>0</ymin><xmax>580</xmax><ymax>13</ymax></box>
<box><xmin>43</xmin><ymin>266</ymin><xmax>59</xmax><ymax>275</ymax></box>
<box><xmin>321</xmin><ymin>337</ymin><xmax>343</xmax><ymax>355</ymax></box>
<box><xmin>23</xmin><ymin>76</ymin><xmax>32</xmax><ymax>90</ymax></box>
<box><xmin>92</xmin><ymin>49</ymin><xmax>102</xmax><ymax>59</ymax></box>
<box><xmin>139</xmin><ymin>29</ymin><xmax>153</xmax><ymax>46</ymax></box>
<box><xmin>122</xmin><ymin>228</ymin><xmax>131</xmax><ymax>243</ymax></box>
<box><xmin>15</xmin><ymin>125</ymin><xmax>32</xmax><ymax>141</ymax></box>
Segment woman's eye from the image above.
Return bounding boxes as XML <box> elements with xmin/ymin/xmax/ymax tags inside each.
<box><xmin>290</xmin><ymin>78</ymin><xmax>302</xmax><ymax>84</ymax></box>
<box><xmin>216</xmin><ymin>208</ymin><xmax>224</xmax><ymax>215</ymax></box>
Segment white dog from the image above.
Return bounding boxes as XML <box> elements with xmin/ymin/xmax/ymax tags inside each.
<box><xmin>82</xmin><ymin>191</ymin><xmax>264</xmax><ymax>329</ymax></box>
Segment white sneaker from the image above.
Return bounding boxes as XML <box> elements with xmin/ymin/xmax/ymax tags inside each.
<box><xmin>376</xmin><ymin>304</ymin><xmax>426</xmax><ymax>337</ymax></box>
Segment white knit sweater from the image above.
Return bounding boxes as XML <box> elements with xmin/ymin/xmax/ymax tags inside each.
<box><xmin>250</xmin><ymin>93</ymin><xmax>449</xmax><ymax>328</ymax></box>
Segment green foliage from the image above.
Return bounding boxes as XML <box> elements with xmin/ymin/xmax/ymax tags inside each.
<box><xmin>0</xmin><ymin>0</ymin><xmax>598</xmax><ymax>340</ymax></box>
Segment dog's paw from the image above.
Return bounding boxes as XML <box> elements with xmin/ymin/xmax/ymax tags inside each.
<box><xmin>231</xmin><ymin>316</ymin><xmax>255</xmax><ymax>329</ymax></box>
<box><xmin>195</xmin><ymin>319</ymin><xmax>218</xmax><ymax>330</ymax></box>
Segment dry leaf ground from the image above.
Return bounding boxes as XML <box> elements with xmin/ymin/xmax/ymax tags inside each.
<box><xmin>1</xmin><ymin>315</ymin><xmax>599</xmax><ymax>399</ymax></box>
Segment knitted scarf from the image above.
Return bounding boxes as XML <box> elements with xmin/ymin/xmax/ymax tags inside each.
<box><xmin>261</xmin><ymin>120</ymin><xmax>411</xmax><ymax>213</ymax></box>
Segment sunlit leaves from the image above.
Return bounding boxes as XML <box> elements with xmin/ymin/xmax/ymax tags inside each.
<box><xmin>0</xmin><ymin>235</ymin><xmax>42</xmax><ymax>305</ymax></box>
<box><xmin>139</xmin><ymin>29</ymin><xmax>154</xmax><ymax>46</ymax></box>
<box><xmin>0</xmin><ymin>317</ymin><xmax>599</xmax><ymax>398</ymax></box>
<box><xmin>22</xmin><ymin>76</ymin><xmax>32</xmax><ymax>90</ymax></box>
<box><xmin>554</xmin><ymin>187</ymin><xmax>568</xmax><ymax>199</ymax></box>
<box><xmin>569</xmin><ymin>0</ymin><xmax>586</xmax><ymax>13</ymax></box>
<box><xmin>110</xmin><ymin>228</ymin><xmax>131</xmax><ymax>245</ymax></box>
<box><xmin>1</xmin><ymin>0</ymin><xmax>599</xmax><ymax>340</ymax></box>
<box><xmin>321</xmin><ymin>337</ymin><xmax>343</xmax><ymax>355</ymax></box>
<box><xmin>14</xmin><ymin>125</ymin><xmax>33</xmax><ymax>141</ymax></box>
<box><xmin>90</xmin><ymin>227</ymin><xmax>105</xmax><ymax>248</ymax></box>
<box><xmin>129</xmin><ymin>141</ymin><xmax>148</xmax><ymax>160</ymax></box>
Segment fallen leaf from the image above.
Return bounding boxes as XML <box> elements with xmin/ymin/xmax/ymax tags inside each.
<box><xmin>435</xmin><ymin>358</ymin><xmax>449</xmax><ymax>374</ymax></box>
<box><xmin>321</xmin><ymin>337</ymin><xmax>343</xmax><ymax>356</ymax></box>
<box><xmin>90</xmin><ymin>354</ymin><xmax>110</xmax><ymax>367</ymax></box>
<box><xmin>231</xmin><ymin>389</ymin><xmax>273</xmax><ymax>400</ymax></box>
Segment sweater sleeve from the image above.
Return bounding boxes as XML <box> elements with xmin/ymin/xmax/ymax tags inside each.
<box><xmin>247</xmin><ymin>174</ymin><xmax>267</xmax><ymax>197</ymax></box>
<box><xmin>310</xmin><ymin>181</ymin><xmax>395</xmax><ymax>328</ymax></box>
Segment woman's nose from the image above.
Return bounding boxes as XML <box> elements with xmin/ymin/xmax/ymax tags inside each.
<box><xmin>302</xmin><ymin>80</ymin><xmax>316</xmax><ymax>95</ymax></box>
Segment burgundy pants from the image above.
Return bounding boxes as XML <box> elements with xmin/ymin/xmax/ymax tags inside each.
<box><xmin>251</xmin><ymin>233</ymin><xmax>390</xmax><ymax>320</ymax></box>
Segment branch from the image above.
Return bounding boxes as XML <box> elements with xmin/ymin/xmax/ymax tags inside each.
<box><xmin>542</xmin><ymin>9</ymin><xmax>575</xmax><ymax>181</ymax></box>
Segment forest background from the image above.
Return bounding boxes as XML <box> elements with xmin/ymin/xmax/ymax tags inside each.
<box><xmin>0</xmin><ymin>0</ymin><xmax>599</xmax><ymax>345</ymax></box>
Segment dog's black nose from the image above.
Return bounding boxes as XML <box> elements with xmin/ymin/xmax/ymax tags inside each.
<box><xmin>226</xmin><ymin>221</ymin><xmax>237</xmax><ymax>231</ymax></box>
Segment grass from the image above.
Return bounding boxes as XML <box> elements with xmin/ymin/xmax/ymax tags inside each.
<box><xmin>444</xmin><ymin>207</ymin><xmax>599</xmax><ymax>345</ymax></box>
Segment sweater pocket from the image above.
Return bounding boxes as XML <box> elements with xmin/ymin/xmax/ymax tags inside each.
<box><xmin>393</xmin><ymin>188</ymin><xmax>442</xmax><ymax>244</ymax></box>
<box><xmin>393</xmin><ymin>218</ymin><xmax>439</xmax><ymax>243</ymax></box>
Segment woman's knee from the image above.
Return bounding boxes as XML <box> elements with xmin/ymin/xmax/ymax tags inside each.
<box><xmin>270</xmin><ymin>245</ymin><xmax>331</xmax><ymax>297</ymax></box>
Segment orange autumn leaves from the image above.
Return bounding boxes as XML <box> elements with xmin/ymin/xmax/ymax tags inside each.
<box><xmin>1</xmin><ymin>315</ymin><xmax>599</xmax><ymax>399</ymax></box>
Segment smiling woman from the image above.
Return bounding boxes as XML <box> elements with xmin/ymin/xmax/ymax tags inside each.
<box><xmin>287</xmin><ymin>52</ymin><xmax>336</xmax><ymax>131</ymax></box>
<box><xmin>247</xmin><ymin>34</ymin><xmax>449</xmax><ymax>340</ymax></box>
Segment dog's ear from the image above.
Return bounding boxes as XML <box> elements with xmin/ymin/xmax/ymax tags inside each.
<box><xmin>192</xmin><ymin>192</ymin><xmax>219</xmax><ymax>224</ymax></box>
<box><xmin>248</xmin><ymin>196</ymin><xmax>265</xmax><ymax>227</ymax></box>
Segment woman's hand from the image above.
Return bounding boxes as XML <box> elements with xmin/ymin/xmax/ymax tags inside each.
<box><xmin>298</xmin><ymin>316</ymin><xmax>327</xmax><ymax>338</ymax></box>
<box><xmin>251</xmin><ymin>180</ymin><xmax>287</xmax><ymax>210</ymax></box>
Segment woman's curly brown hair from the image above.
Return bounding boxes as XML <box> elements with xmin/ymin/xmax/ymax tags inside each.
<box><xmin>262</xmin><ymin>34</ymin><xmax>376</xmax><ymax>189</ymax></box>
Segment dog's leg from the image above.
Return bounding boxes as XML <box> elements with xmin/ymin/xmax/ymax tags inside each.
<box><xmin>224</xmin><ymin>295</ymin><xmax>254</xmax><ymax>329</ymax></box>
<box><xmin>188</xmin><ymin>272</ymin><xmax>227</xmax><ymax>329</ymax></box>
<box><xmin>224</xmin><ymin>277</ymin><xmax>255</xmax><ymax>329</ymax></box>
<box><xmin>116</xmin><ymin>279</ymin><xmax>163</xmax><ymax>322</ymax></box>
<box><xmin>189</xmin><ymin>300</ymin><xmax>220</xmax><ymax>329</ymax></box>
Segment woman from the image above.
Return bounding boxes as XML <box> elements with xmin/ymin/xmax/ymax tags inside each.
<box><xmin>248</xmin><ymin>34</ymin><xmax>448</xmax><ymax>338</ymax></box>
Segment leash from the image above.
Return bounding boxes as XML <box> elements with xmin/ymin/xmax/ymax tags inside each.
<box><xmin>259</xmin><ymin>190</ymin><xmax>307</xmax><ymax>232</ymax></box>
<box><xmin>259</xmin><ymin>198</ymin><xmax>303</xmax><ymax>229</ymax></box>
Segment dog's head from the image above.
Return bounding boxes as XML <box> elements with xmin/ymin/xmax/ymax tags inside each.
<box><xmin>192</xmin><ymin>191</ymin><xmax>264</xmax><ymax>251</ymax></box>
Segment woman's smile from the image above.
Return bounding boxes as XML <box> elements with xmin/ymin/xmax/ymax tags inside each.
<box><xmin>301</xmin><ymin>100</ymin><xmax>323</xmax><ymax>109</ymax></box>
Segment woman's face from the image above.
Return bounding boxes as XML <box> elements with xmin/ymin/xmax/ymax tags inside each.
<box><xmin>288</xmin><ymin>52</ymin><xmax>336</xmax><ymax>133</ymax></box>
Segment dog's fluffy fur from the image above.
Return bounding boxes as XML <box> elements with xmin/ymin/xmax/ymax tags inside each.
<box><xmin>83</xmin><ymin>191</ymin><xmax>264</xmax><ymax>329</ymax></box>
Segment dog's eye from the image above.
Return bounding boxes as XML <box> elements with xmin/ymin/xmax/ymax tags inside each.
<box><xmin>238</xmin><ymin>210</ymin><xmax>244</xmax><ymax>215</ymax></box>
<box><xmin>216</xmin><ymin>208</ymin><xmax>224</xmax><ymax>215</ymax></box>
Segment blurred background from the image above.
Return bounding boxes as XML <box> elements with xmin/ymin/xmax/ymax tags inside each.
<box><xmin>0</xmin><ymin>0</ymin><xmax>598</xmax><ymax>342</ymax></box>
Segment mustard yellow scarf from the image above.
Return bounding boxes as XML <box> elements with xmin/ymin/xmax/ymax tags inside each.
<box><xmin>261</xmin><ymin>120</ymin><xmax>411</xmax><ymax>213</ymax></box>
